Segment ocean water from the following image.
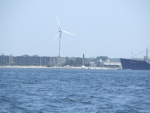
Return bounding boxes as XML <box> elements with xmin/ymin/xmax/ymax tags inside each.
<box><xmin>0</xmin><ymin>68</ymin><xmax>150</xmax><ymax>113</ymax></box>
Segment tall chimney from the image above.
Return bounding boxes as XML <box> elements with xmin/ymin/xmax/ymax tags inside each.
<box><xmin>82</xmin><ymin>54</ymin><xmax>85</xmax><ymax>66</ymax></box>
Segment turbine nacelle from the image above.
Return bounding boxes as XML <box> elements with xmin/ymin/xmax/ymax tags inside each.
<box><xmin>59</xmin><ymin>30</ymin><xmax>62</xmax><ymax>33</ymax></box>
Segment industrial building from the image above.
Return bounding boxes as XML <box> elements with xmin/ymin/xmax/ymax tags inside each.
<box><xmin>0</xmin><ymin>55</ymin><xmax>121</xmax><ymax>68</ymax></box>
<box><xmin>0</xmin><ymin>55</ymin><xmax>66</xmax><ymax>66</ymax></box>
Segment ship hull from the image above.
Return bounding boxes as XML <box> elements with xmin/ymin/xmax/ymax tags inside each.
<box><xmin>120</xmin><ymin>58</ymin><xmax>150</xmax><ymax>70</ymax></box>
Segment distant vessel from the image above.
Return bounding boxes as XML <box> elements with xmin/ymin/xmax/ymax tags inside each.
<box><xmin>120</xmin><ymin>48</ymin><xmax>150</xmax><ymax>70</ymax></box>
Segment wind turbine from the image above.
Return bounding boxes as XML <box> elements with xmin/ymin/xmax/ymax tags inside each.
<box><xmin>53</xmin><ymin>15</ymin><xmax>74</xmax><ymax>57</ymax></box>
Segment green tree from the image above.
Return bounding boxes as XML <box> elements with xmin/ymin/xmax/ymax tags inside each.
<box><xmin>95</xmin><ymin>56</ymin><xmax>108</xmax><ymax>61</ymax></box>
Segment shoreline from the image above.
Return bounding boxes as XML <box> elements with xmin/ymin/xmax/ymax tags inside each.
<box><xmin>0</xmin><ymin>66</ymin><xmax>120</xmax><ymax>70</ymax></box>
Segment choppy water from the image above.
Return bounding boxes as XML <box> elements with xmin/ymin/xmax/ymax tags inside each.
<box><xmin>0</xmin><ymin>68</ymin><xmax>150</xmax><ymax>113</ymax></box>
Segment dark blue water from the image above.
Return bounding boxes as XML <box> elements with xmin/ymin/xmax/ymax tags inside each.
<box><xmin>0</xmin><ymin>68</ymin><xmax>150</xmax><ymax>113</ymax></box>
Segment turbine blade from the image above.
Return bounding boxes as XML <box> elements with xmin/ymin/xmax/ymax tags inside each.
<box><xmin>62</xmin><ymin>30</ymin><xmax>74</xmax><ymax>35</ymax></box>
<box><xmin>56</xmin><ymin>15</ymin><xmax>61</xmax><ymax>30</ymax></box>
<box><xmin>52</xmin><ymin>33</ymin><xmax>59</xmax><ymax>42</ymax></box>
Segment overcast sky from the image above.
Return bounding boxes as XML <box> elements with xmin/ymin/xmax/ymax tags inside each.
<box><xmin>0</xmin><ymin>0</ymin><xmax>150</xmax><ymax>58</ymax></box>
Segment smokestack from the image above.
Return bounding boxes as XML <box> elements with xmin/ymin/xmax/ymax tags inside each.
<box><xmin>82</xmin><ymin>54</ymin><xmax>85</xmax><ymax>66</ymax></box>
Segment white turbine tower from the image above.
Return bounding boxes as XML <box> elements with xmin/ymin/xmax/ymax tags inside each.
<box><xmin>53</xmin><ymin>15</ymin><xmax>74</xmax><ymax>57</ymax></box>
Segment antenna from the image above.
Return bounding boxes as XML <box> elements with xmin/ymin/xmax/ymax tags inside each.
<box><xmin>53</xmin><ymin>15</ymin><xmax>74</xmax><ymax>57</ymax></box>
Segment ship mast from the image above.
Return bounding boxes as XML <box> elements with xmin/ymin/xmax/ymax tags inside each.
<box><xmin>144</xmin><ymin>47</ymin><xmax>149</xmax><ymax>62</ymax></box>
<box><xmin>146</xmin><ymin>47</ymin><xmax>148</xmax><ymax>58</ymax></box>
